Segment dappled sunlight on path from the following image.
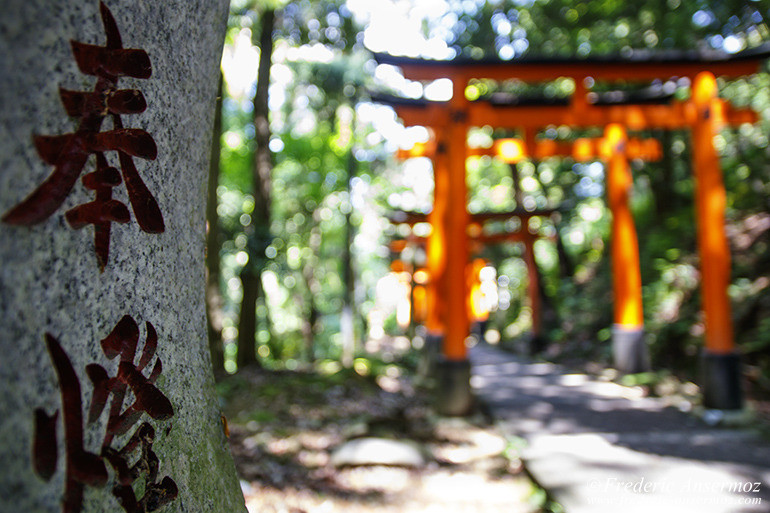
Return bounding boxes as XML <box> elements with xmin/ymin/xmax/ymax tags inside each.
<box><xmin>221</xmin><ymin>368</ymin><xmax>544</xmax><ymax>513</ymax></box>
<box><xmin>470</xmin><ymin>343</ymin><xmax>770</xmax><ymax>512</ymax></box>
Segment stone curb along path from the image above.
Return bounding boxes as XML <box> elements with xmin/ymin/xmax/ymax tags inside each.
<box><xmin>469</xmin><ymin>343</ymin><xmax>770</xmax><ymax>513</ymax></box>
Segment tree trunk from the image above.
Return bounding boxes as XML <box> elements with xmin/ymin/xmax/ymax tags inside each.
<box><xmin>514</xmin><ymin>162</ymin><xmax>559</xmax><ymax>344</ymax></box>
<box><xmin>301</xmin><ymin>221</ymin><xmax>322</xmax><ymax>364</ymax></box>
<box><xmin>532</xmin><ymin>162</ymin><xmax>574</xmax><ymax>277</ymax></box>
<box><xmin>300</xmin><ymin>282</ymin><xmax>319</xmax><ymax>364</ymax></box>
<box><xmin>237</xmin><ymin>8</ymin><xmax>276</xmax><ymax>369</ymax></box>
<box><xmin>237</xmin><ymin>267</ymin><xmax>259</xmax><ymax>368</ymax></box>
<box><xmin>650</xmin><ymin>129</ymin><xmax>679</xmax><ymax>218</ymax></box>
<box><xmin>341</xmin><ymin>147</ymin><xmax>357</xmax><ymax>367</ymax></box>
<box><xmin>206</xmin><ymin>73</ymin><xmax>225</xmax><ymax>375</ymax></box>
<box><xmin>510</xmin><ymin>162</ymin><xmax>524</xmax><ymax>208</ymax></box>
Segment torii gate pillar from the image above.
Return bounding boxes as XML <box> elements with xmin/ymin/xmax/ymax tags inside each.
<box><xmin>435</xmin><ymin>78</ymin><xmax>473</xmax><ymax>416</ymax></box>
<box><xmin>604</xmin><ymin>124</ymin><xmax>649</xmax><ymax>373</ymax></box>
<box><xmin>692</xmin><ymin>72</ymin><xmax>742</xmax><ymax>410</ymax></box>
<box><xmin>421</xmin><ymin>136</ymin><xmax>449</xmax><ymax>378</ymax></box>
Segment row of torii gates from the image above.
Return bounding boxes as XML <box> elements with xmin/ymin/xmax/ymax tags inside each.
<box><xmin>372</xmin><ymin>46</ymin><xmax>770</xmax><ymax>415</ymax></box>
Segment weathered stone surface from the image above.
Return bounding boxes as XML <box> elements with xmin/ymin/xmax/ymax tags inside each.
<box><xmin>331</xmin><ymin>437</ymin><xmax>427</xmax><ymax>468</ymax></box>
<box><xmin>0</xmin><ymin>1</ymin><xmax>245</xmax><ymax>512</ymax></box>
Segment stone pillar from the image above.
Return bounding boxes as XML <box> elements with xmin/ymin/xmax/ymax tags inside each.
<box><xmin>0</xmin><ymin>2</ymin><xmax>246</xmax><ymax>512</ymax></box>
<box><xmin>692</xmin><ymin>72</ymin><xmax>742</xmax><ymax>410</ymax></box>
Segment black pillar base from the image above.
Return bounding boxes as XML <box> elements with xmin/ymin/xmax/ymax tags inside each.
<box><xmin>435</xmin><ymin>357</ymin><xmax>473</xmax><ymax>416</ymax></box>
<box><xmin>419</xmin><ymin>332</ymin><xmax>443</xmax><ymax>378</ymax></box>
<box><xmin>612</xmin><ymin>325</ymin><xmax>649</xmax><ymax>374</ymax></box>
<box><xmin>529</xmin><ymin>334</ymin><xmax>547</xmax><ymax>355</ymax></box>
<box><xmin>471</xmin><ymin>320</ymin><xmax>488</xmax><ymax>341</ymax></box>
<box><xmin>701</xmin><ymin>351</ymin><xmax>743</xmax><ymax>410</ymax></box>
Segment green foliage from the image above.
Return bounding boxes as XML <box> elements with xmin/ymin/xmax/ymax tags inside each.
<box><xmin>217</xmin><ymin>1</ymin><xmax>386</xmax><ymax>369</ymax></box>
<box><xmin>215</xmin><ymin>0</ymin><xmax>770</xmax><ymax>395</ymax></box>
<box><xmin>435</xmin><ymin>0</ymin><xmax>770</xmax><ymax>58</ymax></box>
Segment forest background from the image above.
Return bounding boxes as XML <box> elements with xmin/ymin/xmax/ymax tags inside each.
<box><xmin>207</xmin><ymin>0</ymin><xmax>770</xmax><ymax>397</ymax></box>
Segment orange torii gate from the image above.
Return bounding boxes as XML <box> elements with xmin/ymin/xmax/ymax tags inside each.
<box><xmin>389</xmin><ymin>209</ymin><xmax>548</xmax><ymax>330</ymax></box>
<box><xmin>390</xmin><ymin>119</ymin><xmax>667</xmax><ymax>411</ymax></box>
<box><xmin>479</xmin><ymin>127</ymin><xmax>658</xmax><ymax>364</ymax></box>
<box><xmin>400</xmin><ymin>133</ymin><xmax>662</xmax><ymax>162</ymax></box>
<box><xmin>389</xmin><ymin>225</ymin><xmax>536</xmax><ymax>331</ymax></box>
<box><xmin>393</xmin><ymin>132</ymin><xmax>661</xmax><ymax>357</ymax></box>
<box><xmin>375</xmin><ymin>47</ymin><xmax>768</xmax><ymax>413</ymax></box>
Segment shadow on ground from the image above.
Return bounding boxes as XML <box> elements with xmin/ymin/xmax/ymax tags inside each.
<box><xmin>219</xmin><ymin>367</ymin><xmax>548</xmax><ymax>513</ymax></box>
<box><xmin>471</xmin><ymin>342</ymin><xmax>770</xmax><ymax>512</ymax></box>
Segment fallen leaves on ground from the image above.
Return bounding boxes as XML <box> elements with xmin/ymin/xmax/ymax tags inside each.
<box><xmin>218</xmin><ymin>366</ymin><xmax>545</xmax><ymax>513</ymax></box>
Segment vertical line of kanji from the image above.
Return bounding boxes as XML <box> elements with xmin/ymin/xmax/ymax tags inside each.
<box><xmin>1</xmin><ymin>1</ymin><xmax>163</xmax><ymax>271</ymax></box>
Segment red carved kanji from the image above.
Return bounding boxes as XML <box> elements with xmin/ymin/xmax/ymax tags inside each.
<box><xmin>33</xmin><ymin>316</ymin><xmax>177</xmax><ymax>513</ymax></box>
<box><xmin>2</xmin><ymin>1</ymin><xmax>164</xmax><ymax>270</ymax></box>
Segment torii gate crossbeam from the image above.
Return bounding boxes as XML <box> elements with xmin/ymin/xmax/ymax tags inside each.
<box><xmin>375</xmin><ymin>46</ymin><xmax>768</xmax><ymax>413</ymax></box>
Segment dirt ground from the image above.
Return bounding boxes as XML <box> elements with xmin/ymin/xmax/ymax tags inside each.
<box><xmin>218</xmin><ymin>367</ymin><xmax>550</xmax><ymax>513</ymax></box>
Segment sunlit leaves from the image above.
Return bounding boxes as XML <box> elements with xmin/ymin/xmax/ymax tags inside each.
<box><xmin>432</xmin><ymin>0</ymin><xmax>770</xmax><ymax>59</ymax></box>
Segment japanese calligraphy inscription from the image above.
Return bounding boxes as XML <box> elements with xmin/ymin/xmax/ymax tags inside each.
<box><xmin>0</xmin><ymin>0</ymin><xmax>245</xmax><ymax>511</ymax></box>
<box><xmin>1</xmin><ymin>1</ymin><xmax>164</xmax><ymax>271</ymax></box>
<box><xmin>1</xmin><ymin>3</ymin><xmax>178</xmax><ymax>512</ymax></box>
<box><xmin>33</xmin><ymin>316</ymin><xmax>177</xmax><ymax>513</ymax></box>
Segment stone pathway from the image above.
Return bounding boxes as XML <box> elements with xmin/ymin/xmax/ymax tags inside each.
<box><xmin>469</xmin><ymin>342</ymin><xmax>770</xmax><ymax>513</ymax></box>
